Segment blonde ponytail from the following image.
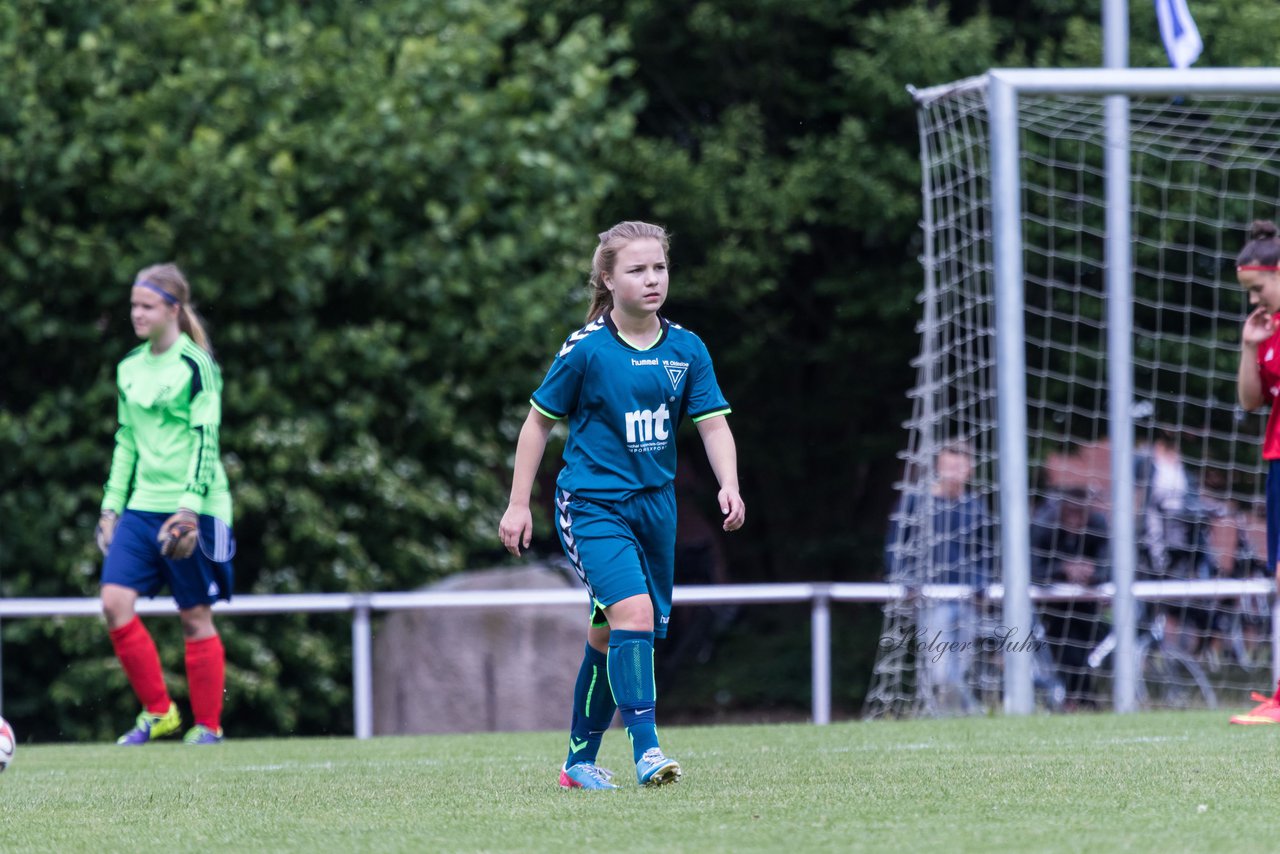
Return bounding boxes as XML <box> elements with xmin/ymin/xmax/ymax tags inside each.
<box><xmin>179</xmin><ymin>304</ymin><xmax>212</xmax><ymax>353</ymax></box>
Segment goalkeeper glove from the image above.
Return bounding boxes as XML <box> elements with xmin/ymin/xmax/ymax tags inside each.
<box><xmin>95</xmin><ymin>510</ymin><xmax>119</xmax><ymax>555</ymax></box>
<box><xmin>158</xmin><ymin>509</ymin><xmax>200</xmax><ymax>560</ymax></box>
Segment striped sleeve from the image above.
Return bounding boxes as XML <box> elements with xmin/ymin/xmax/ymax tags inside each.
<box><xmin>691</xmin><ymin>406</ymin><xmax>732</xmax><ymax>423</ymax></box>
<box><xmin>530</xmin><ymin>355</ymin><xmax>584</xmax><ymax>422</ymax></box>
<box><xmin>101</xmin><ymin>375</ymin><xmax>138</xmax><ymax>514</ymax></box>
<box><xmin>179</xmin><ymin>344</ymin><xmax>223</xmax><ymax>512</ymax></box>
<box><xmin>686</xmin><ymin>336</ymin><xmax>731</xmax><ymax>422</ymax></box>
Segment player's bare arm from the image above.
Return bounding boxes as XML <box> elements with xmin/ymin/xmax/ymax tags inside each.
<box><xmin>695</xmin><ymin>414</ymin><xmax>745</xmax><ymax>532</ymax></box>
<box><xmin>499</xmin><ymin>407</ymin><xmax>557</xmax><ymax>556</ymax></box>
<box><xmin>1239</xmin><ymin>308</ymin><xmax>1273</xmax><ymax>410</ymax></box>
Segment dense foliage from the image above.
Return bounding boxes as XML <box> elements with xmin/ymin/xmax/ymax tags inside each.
<box><xmin>0</xmin><ymin>0</ymin><xmax>634</xmax><ymax>739</ymax></box>
<box><xmin>4</xmin><ymin>0</ymin><xmax>1278</xmax><ymax>737</ymax></box>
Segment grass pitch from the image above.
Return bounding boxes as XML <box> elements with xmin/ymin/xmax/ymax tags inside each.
<box><xmin>2</xmin><ymin>710</ymin><xmax>1270</xmax><ymax>852</ymax></box>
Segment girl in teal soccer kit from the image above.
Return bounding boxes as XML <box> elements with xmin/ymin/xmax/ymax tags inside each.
<box><xmin>95</xmin><ymin>263</ymin><xmax>235</xmax><ymax>746</ymax></box>
<box><xmin>499</xmin><ymin>221</ymin><xmax>746</xmax><ymax>789</ymax></box>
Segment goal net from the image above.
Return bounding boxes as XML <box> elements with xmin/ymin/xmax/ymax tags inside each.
<box><xmin>865</xmin><ymin>74</ymin><xmax>1280</xmax><ymax>719</ymax></box>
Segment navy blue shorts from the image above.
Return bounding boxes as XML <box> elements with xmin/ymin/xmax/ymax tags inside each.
<box><xmin>1267</xmin><ymin>461</ymin><xmax>1280</xmax><ymax>574</ymax></box>
<box><xmin>554</xmin><ymin>486</ymin><xmax>676</xmax><ymax>639</ymax></box>
<box><xmin>102</xmin><ymin>510</ymin><xmax>235</xmax><ymax>609</ymax></box>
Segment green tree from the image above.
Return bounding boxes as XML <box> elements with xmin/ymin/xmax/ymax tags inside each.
<box><xmin>523</xmin><ymin>0</ymin><xmax>1280</xmax><ymax>715</ymax></box>
<box><xmin>519</xmin><ymin>0</ymin><xmax>1009</xmax><ymax>581</ymax></box>
<box><xmin>0</xmin><ymin>0</ymin><xmax>635</xmax><ymax>739</ymax></box>
<box><xmin>8</xmin><ymin>0</ymin><xmax>1280</xmax><ymax>736</ymax></box>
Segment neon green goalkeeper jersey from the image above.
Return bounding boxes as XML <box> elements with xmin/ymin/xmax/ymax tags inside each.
<box><xmin>101</xmin><ymin>333</ymin><xmax>233</xmax><ymax>524</ymax></box>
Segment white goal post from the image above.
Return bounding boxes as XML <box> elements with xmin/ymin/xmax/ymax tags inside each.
<box><xmin>990</xmin><ymin>69</ymin><xmax>1280</xmax><ymax>714</ymax></box>
<box><xmin>870</xmin><ymin>68</ymin><xmax>1280</xmax><ymax>719</ymax></box>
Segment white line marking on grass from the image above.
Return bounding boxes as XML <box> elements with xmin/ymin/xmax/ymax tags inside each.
<box><xmin>1104</xmin><ymin>735</ymin><xmax>1190</xmax><ymax>745</ymax></box>
<box><xmin>235</xmin><ymin>763</ymin><xmax>338</xmax><ymax>772</ymax></box>
<box><xmin>819</xmin><ymin>742</ymin><xmax>938</xmax><ymax>754</ymax></box>
<box><xmin>225</xmin><ymin>758</ymin><xmax>445</xmax><ymax>773</ymax></box>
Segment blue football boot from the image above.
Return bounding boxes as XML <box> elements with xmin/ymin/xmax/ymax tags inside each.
<box><xmin>635</xmin><ymin>748</ymin><xmax>681</xmax><ymax>787</ymax></box>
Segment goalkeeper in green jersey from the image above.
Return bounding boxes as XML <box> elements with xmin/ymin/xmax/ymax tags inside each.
<box><xmin>95</xmin><ymin>263</ymin><xmax>235</xmax><ymax>746</ymax></box>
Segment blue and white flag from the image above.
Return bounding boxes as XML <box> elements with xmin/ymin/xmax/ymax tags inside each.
<box><xmin>1154</xmin><ymin>0</ymin><xmax>1203</xmax><ymax>69</ymax></box>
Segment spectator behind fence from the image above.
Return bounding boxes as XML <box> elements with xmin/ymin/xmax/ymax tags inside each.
<box><xmin>885</xmin><ymin>440</ymin><xmax>994</xmax><ymax>714</ymax></box>
<box><xmin>1134</xmin><ymin>428</ymin><xmax>1215</xmax><ymax>655</ymax></box>
<box><xmin>1135</xmin><ymin>429</ymin><xmax>1212</xmax><ymax>581</ymax></box>
<box><xmin>1197</xmin><ymin>475</ymin><xmax>1263</xmax><ymax>670</ymax></box>
<box><xmin>1031</xmin><ymin>487</ymin><xmax>1110</xmax><ymax>710</ymax></box>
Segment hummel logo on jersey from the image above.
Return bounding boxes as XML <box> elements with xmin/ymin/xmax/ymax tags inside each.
<box><xmin>625</xmin><ymin>404</ymin><xmax>670</xmax><ymax>444</ymax></box>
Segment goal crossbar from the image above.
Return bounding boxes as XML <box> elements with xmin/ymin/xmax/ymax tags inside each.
<box><xmin>910</xmin><ymin>68</ymin><xmax>1280</xmax><ymax>108</ymax></box>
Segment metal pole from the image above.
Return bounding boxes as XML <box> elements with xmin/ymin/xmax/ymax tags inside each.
<box><xmin>811</xmin><ymin>588</ymin><xmax>831</xmax><ymax>724</ymax></box>
<box><xmin>352</xmin><ymin>597</ymin><xmax>373</xmax><ymax>740</ymax></box>
<box><xmin>989</xmin><ymin>74</ymin><xmax>1035</xmax><ymax>715</ymax></box>
<box><xmin>1104</xmin><ymin>0</ymin><xmax>1139</xmax><ymax>714</ymax></box>
<box><xmin>1103</xmin><ymin>0</ymin><xmax>1128</xmax><ymax>69</ymax></box>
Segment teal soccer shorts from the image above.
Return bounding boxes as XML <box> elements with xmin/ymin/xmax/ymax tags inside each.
<box><xmin>555</xmin><ymin>485</ymin><xmax>677</xmax><ymax>638</ymax></box>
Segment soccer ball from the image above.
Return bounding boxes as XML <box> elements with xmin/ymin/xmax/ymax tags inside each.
<box><xmin>0</xmin><ymin>717</ymin><xmax>14</xmax><ymax>771</ymax></box>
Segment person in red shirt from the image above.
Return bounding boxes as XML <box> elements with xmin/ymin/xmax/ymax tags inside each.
<box><xmin>1230</xmin><ymin>220</ymin><xmax>1280</xmax><ymax>724</ymax></box>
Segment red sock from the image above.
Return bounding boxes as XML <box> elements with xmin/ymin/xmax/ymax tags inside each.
<box><xmin>108</xmin><ymin>617</ymin><xmax>171</xmax><ymax>714</ymax></box>
<box><xmin>185</xmin><ymin>634</ymin><xmax>225</xmax><ymax>731</ymax></box>
<box><xmin>1273</xmin><ymin>681</ymin><xmax>1280</xmax><ymax>703</ymax></box>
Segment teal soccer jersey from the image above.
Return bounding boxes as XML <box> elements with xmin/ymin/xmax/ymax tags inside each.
<box><xmin>102</xmin><ymin>333</ymin><xmax>232</xmax><ymax>524</ymax></box>
<box><xmin>531</xmin><ymin>314</ymin><xmax>730</xmax><ymax>502</ymax></box>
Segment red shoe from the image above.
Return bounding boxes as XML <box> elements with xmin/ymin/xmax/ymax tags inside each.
<box><xmin>1229</xmin><ymin>692</ymin><xmax>1280</xmax><ymax>725</ymax></box>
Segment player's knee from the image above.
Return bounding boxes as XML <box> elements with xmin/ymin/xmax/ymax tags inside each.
<box><xmin>604</xmin><ymin>595</ymin><xmax>655</xmax><ymax>631</ymax></box>
<box><xmin>178</xmin><ymin>606</ymin><xmax>216</xmax><ymax>640</ymax></box>
<box><xmin>102</xmin><ymin>604</ymin><xmax>133</xmax><ymax>630</ymax></box>
<box><xmin>100</xmin><ymin>585</ymin><xmax>136</xmax><ymax>629</ymax></box>
<box><xmin>586</xmin><ymin>624</ymin><xmax>611</xmax><ymax>652</ymax></box>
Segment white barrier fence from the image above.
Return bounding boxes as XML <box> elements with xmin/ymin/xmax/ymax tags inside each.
<box><xmin>1</xmin><ymin>579</ymin><xmax>1275</xmax><ymax>737</ymax></box>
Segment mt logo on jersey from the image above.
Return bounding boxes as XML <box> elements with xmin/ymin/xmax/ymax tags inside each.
<box><xmin>624</xmin><ymin>403</ymin><xmax>671</xmax><ymax>444</ymax></box>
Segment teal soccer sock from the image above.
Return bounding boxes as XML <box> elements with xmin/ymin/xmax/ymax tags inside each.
<box><xmin>607</xmin><ymin>629</ymin><xmax>659</xmax><ymax>762</ymax></box>
<box><xmin>565</xmin><ymin>643</ymin><xmax>616</xmax><ymax>769</ymax></box>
